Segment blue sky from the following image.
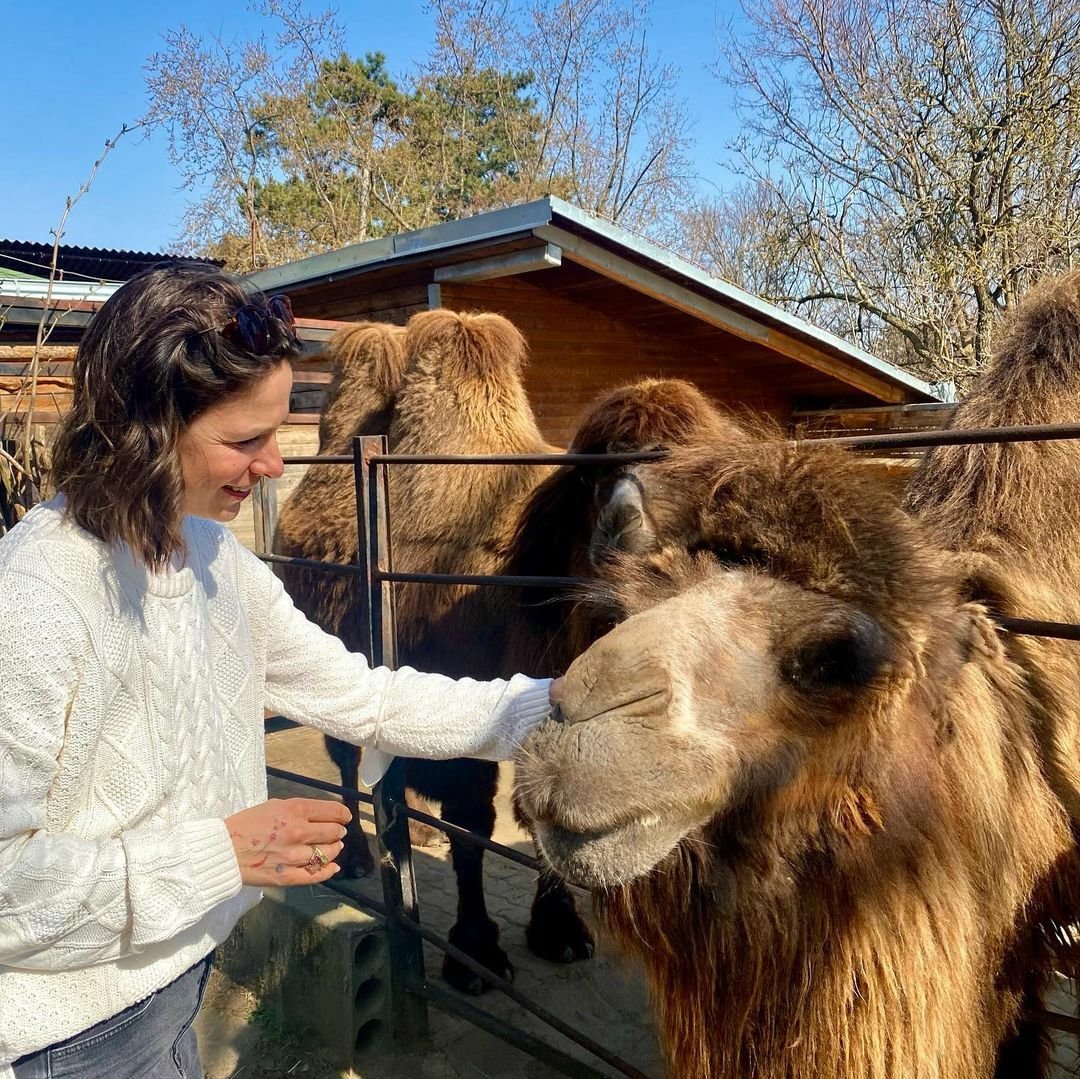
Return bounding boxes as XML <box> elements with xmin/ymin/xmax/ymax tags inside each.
<box><xmin>1</xmin><ymin>1</ymin><xmax>741</xmax><ymax>255</ymax></box>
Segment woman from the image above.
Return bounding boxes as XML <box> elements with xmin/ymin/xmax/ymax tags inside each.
<box><xmin>0</xmin><ymin>262</ymin><xmax>557</xmax><ymax>1078</ymax></box>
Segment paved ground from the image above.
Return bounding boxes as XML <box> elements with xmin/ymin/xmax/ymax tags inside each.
<box><xmin>196</xmin><ymin>725</ymin><xmax>663</xmax><ymax>1078</ymax></box>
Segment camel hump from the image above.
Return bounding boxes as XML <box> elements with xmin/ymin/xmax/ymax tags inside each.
<box><xmin>570</xmin><ymin>378</ymin><xmax>745</xmax><ymax>455</ymax></box>
<box><xmin>910</xmin><ymin>268</ymin><xmax>1080</xmax><ymax>552</ymax></box>
<box><xmin>313</xmin><ymin>321</ymin><xmax>408</xmax><ymax>452</ymax></box>
<box><xmin>978</xmin><ymin>268</ymin><xmax>1080</xmax><ymax>413</ymax></box>
<box><xmin>323</xmin><ymin>321</ymin><xmax>408</xmax><ymax>400</ymax></box>
<box><xmin>404</xmin><ymin>308</ymin><xmax>528</xmax><ymax>385</ymax></box>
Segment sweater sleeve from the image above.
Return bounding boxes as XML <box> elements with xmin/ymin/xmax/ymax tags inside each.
<box><xmin>249</xmin><ymin>552</ymin><xmax>553</xmax><ymax>765</ymax></box>
<box><xmin>0</xmin><ymin>571</ymin><xmax>242</xmax><ymax>971</ymax></box>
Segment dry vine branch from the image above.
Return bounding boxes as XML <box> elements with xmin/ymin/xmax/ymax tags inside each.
<box><xmin>0</xmin><ymin>122</ymin><xmax>141</xmax><ymax>535</ymax></box>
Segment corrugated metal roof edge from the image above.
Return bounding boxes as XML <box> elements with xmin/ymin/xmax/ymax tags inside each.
<box><xmin>245</xmin><ymin>201</ymin><xmax>556</xmax><ymax>294</ymax></box>
<box><xmin>245</xmin><ymin>196</ymin><xmax>938</xmax><ymax>403</ymax></box>
<box><xmin>0</xmin><ymin>240</ymin><xmax>216</xmax><ymax>261</ymax></box>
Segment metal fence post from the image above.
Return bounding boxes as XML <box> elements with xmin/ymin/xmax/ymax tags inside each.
<box><xmin>251</xmin><ymin>476</ymin><xmax>278</xmax><ymax>555</ymax></box>
<box><xmin>354</xmin><ymin>434</ymin><xmax>428</xmax><ymax>1042</ymax></box>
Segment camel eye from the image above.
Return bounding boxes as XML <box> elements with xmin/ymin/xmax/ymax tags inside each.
<box><xmin>780</xmin><ymin>611</ymin><xmax>889</xmax><ymax>694</ymax></box>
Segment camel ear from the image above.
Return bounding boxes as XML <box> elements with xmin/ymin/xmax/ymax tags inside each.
<box><xmin>590</xmin><ymin>474</ymin><xmax>659</xmax><ymax>564</ymax></box>
<box><xmin>780</xmin><ymin>610</ymin><xmax>890</xmax><ymax>696</ymax></box>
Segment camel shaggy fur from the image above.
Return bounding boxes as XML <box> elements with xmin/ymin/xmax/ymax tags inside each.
<box><xmin>513</xmin><ymin>271</ymin><xmax>1080</xmax><ymax>1077</ymax></box>
<box><xmin>274</xmin><ymin>310</ymin><xmax>737</xmax><ymax>989</ymax></box>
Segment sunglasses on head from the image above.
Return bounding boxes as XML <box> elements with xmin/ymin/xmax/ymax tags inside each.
<box><xmin>223</xmin><ymin>294</ymin><xmax>297</xmax><ymax>354</ymax></box>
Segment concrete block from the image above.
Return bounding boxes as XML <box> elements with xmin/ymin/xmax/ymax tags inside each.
<box><xmin>216</xmin><ymin>885</ymin><xmax>391</xmax><ymax>1071</ymax></box>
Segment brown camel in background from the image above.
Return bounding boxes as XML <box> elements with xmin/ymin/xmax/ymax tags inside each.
<box><xmin>274</xmin><ymin>309</ymin><xmax>736</xmax><ymax>990</ymax></box>
<box><xmin>513</xmin><ymin>271</ymin><xmax>1080</xmax><ymax>1076</ymax></box>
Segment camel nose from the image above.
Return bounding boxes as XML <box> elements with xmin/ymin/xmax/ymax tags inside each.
<box><xmin>550</xmin><ymin>703</ymin><xmax>567</xmax><ymax>725</ymax></box>
<box><xmin>558</xmin><ymin>631</ymin><xmax>674</xmax><ymax>727</ymax></box>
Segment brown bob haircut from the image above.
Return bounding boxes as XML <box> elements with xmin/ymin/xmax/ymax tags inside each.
<box><xmin>50</xmin><ymin>261</ymin><xmax>300</xmax><ymax>568</ymax></box>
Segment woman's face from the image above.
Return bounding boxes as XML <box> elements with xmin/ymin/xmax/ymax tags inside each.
<box><xmin>178</xmin><ymin>360</ymin><xmax>292</xmax><ymax>521</ymax></box>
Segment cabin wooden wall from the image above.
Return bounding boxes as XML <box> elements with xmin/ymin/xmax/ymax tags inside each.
<box><xmin>288</xmin><ymin>270</ymin><xmax>430</xmax><ymax>324</ymax></box>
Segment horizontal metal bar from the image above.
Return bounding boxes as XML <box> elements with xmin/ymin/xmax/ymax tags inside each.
<box><xmin>392</xmin><ymin>803</ymin><xmax>542</xmax><ymax>870</ymax></box>
<box><xmin>283</xmin><ymin>424</ymin><xmax>1080</xmax><ymax>469</ymax></box>
<box><xmin>374</xmin><ymin>571</ymin><xmax>1080</xmax><ymax>639</ymax></box>
<box><xmin>324</xmin><ymin>878</ymin><xmax>389</xmax><ymax>917</ymax></box>
<box><xmin>823</xmin><ymin>422</ymin><xmax>1080</xmax><ymax>451</ymax></box>
<box><xmin>997</xmin><ymin>617</ymin><xmax>1080</xmax><ymax>642</ymax></box>
<box><xmin>376</xmin><ymin>569</ymin><xmax>585</xmax><ymax>589</ymax></box>
<box><xmin>256</xmin><ymin>552</ymin><xmax>1080</xmax><ymax>638</ymax></box>
<box><xmin>417</xmin><ymin>982</ymin><xmax>609</xmax><ymax>1079</ymax></box>
<box><xmin>264</xmin><ymin>762</ymin><xmax>545</xmax><ymax>870</ymax></box>
<box><xmin>282</xmin><ymin>454</ymin><xmax>352</xmax><ymax>465</ymax></box>
<box><xmin>257</xmin><ymin>552</ymin><xmax>367</xmax><ymax>577</ymax></box>
<box><xmin>397</xmin><ymin>914</ymin><xmax>651</xmax><ymax>1079</ymax></box>
<box><xmin>1027</xmin><ymin>1007</ymin><xmax>1080</xmax><ymax>1036</ymax></box>
<box><xmin>266</xmin><ymin>765</ymin><xmax>375</xmax><ymax>806</ymax></box>
<box><xmin>369</xmin><ymin>451</ymin><xmax>666</xmax><ymax>465</ymax></box>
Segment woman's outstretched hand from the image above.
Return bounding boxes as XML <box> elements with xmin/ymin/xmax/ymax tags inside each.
<box><xmin>225</xmin><ymin>797</ymin><xmax>351</xmax><ymax>886</ymax></box>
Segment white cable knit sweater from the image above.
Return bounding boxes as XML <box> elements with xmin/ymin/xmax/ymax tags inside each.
<box><xmin>0</xmin><ymin>498</ymin><xmax>551</xmax><ymax>1069</ymax></box>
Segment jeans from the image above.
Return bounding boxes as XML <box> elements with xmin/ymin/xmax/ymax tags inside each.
<box><xmin>12</xmin><ymin>954</ymin><xmax>213</xmax><ymax>1079</ymax></box>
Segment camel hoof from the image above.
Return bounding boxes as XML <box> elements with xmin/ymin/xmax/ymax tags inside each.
<box><xmin>443</xmin><ymin>919</ymin><xmax>513</xmax><ymax>993</ymax></box>
<box><xmin>339</xmin><ymin>832</ymin><xmax>376</xmax><ymax>879</ymax></box>
<box><xmin>526</xmin><ymin>891</ymin><xmax>595</xmax><ymax>963</ymax></box>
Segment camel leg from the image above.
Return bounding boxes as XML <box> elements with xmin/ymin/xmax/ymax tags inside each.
<box><xmin>526</xmin><ymin>870</ymin><xmax>595</xmax><ymax>963</ymax></box>
<box><xmin>323</xmin><ymin>735</ymin><xmax>375</xmax><ymax>878</ymax></box>
<box><xmin>439</xmin><ymin>787</ymin><xmax>512</xmax><ymax>994</ymax></box>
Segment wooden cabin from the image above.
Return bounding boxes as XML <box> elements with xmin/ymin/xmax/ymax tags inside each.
<box><xmin>248</xmin><ymin>197</ymin><xmax>944</xmax><ymax>448</ymax></box>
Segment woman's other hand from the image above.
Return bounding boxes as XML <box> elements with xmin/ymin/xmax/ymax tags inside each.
<box><xmin>225</xmin><ymin>797</ymin><xmax>351</xmax><ymax>886</ymax></box>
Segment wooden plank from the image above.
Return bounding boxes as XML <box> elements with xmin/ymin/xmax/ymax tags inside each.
<box><xmin>792</xmin><ymin>402</ymin><xmax>957</xmax><ymax>445</ymax></box>
<box><xmin>295</xmin><ymin>316</ymin><xmax>358</xmax><ymax>333</ymax></box>
<box><xmin>0</xmin><ymin>294</ymin><xmax>105</xmax><ymax>313</ymax></box>
<box><xmin>297</xmin><ymin>280</ymin><xmax>431</xmax><ymax>313</ymax></box>
<box><xmin>0</xmin><ymin>361</ymin><xmax>75</xmax><ymax>377</ymax></box>
<box><xmin>0</xmin><ymin>345</ymin><xmax>77</xmax><ymax>361</ymax></box>
<box><xmin>251</xmin><ymin>478</ymin><xmax>278</xmax><ymax>555</ymax></box>
<box><xmin>434</xmin><ymin>244</ymin><xmax>562</xmax><ymax>282</ymax></box>
<box><xmin>4</xmin><ymin>411</ymin><xmax>63</xmax><ymax>424</ymax></box>
<box><xmin>301</xmin><ymin>300</ymin><xmax>428</xmax><ymax>324</ymax></box>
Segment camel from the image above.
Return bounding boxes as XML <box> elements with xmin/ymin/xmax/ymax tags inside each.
<box><xmin>513</xmin><ymin>270</ymin><xmax>1080</xmax><ymax>1077</ymax></box>
<box><xmin>274</xmin><ymin>310</ymin><xmax>737</xmax><ymax>991</ymax></box>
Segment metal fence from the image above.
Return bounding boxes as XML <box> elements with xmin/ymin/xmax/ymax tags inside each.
<box><xmin>260</xmin><ymin>424</ymin><xmax>1080</xmax><ymax>1077</ymax></box>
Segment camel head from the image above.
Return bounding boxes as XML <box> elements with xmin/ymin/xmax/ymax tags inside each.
<box><xmin>516</xmin><ymin>434</ymin><xmax>962</xmax><ymax>892</ymax></box>
<box><xmin>505</xmin><ymin>379</ymin><xmax>752</xmax><ymax>666</ymax></box>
